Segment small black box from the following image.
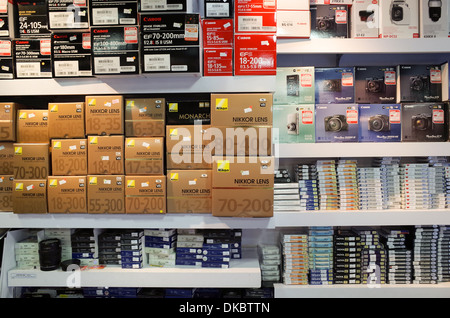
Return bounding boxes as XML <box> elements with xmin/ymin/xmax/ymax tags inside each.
<box><xmin>51</xmin><ymin>32</ymin><xmax>92</xmax><ymax>77</ymax></box>
<box><xmin>310</xmin><ymin>5</ymin><xmax>349</xmax><ymax>39</ymax></box>
<box><xmin>355</xmin><ymin>66</ymin><xmax>397</xmax><ymax>104</ymax></box>
<box><xmin>0</xmin><ymin>39</ymin><xmax>13</xmax><ymax>79</ymax></box>
<box><xmin>398</xmin><ymin>64</ymin><xmax>445</xmax><ymax>103</ymax></box>
<box><xmin>401</xmin><ymin>103</ymin><xmax>448</xmax><ymax>142</ymax></box>
<box><xmin>166</xmin><ymin>95</ymin><xmax>211</xmax><ymax>125</ymax></box>
<box><xmin>48</xmin><ymin>0</ymin><xmax>89</xmax><ymax>30</ymax></box>
<box><xmin>139</xmin><ymin>0</ymin><xmax>187</xmax><ymax>12</ymax></box>
<box><xmin>16</xmin><ymin>0</ymin><xmax>51</xmax><ymax>38</ymax></box>
<box><xmin>14</xmin><ymin>38</ymin><xmax>52</xmax><ymax>78</ymax></box>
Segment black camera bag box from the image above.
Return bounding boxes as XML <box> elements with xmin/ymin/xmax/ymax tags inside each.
<box><xmin>310</xmin><ymin>5</ymin><xmax>349</xmax><ymax>39</ymax></box>
<box><xmin>355</xmin><ymin>66</ymin><xmax>397</xmax><ymax>104</ymax></box>
<box><xmin>401</xmin><ymin>103</ymin><xmax>448</xmax><ymax>142</ymax></box>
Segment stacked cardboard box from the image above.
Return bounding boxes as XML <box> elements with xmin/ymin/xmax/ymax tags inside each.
<box><xmin>144</xmin><ymin>229</ymin><xmax>177</xmax><ymax>267</ymax></box>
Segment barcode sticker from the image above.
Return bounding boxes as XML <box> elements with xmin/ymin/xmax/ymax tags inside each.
<box><xmin>94</xmin><ymin>56</ymin><xmax>120</xmax><ymax>74</ymax></box>
<box><xmin>206</xmin><ymin>3</ymin><xmax>229</xmax><ymax>17</ymax></box>
<box><xmin>93</xmin><ymin>8</ymin><xmax>119</xmax><ymax>25</ymax></box>
<box><xmin>16</xmin><ymin>63</ymin><xmax>41</xmax><ymax>78</ymax></box>
<box><xmin>144</xmin><ymin>54</ymin><xmax>170</xmax><ymax>72</ymax></box>
<box><xmin>238</xmin><ymin>16</ymin><xmax>263</xmax><ymax>32</ymax></box>
<box><xmin>49</xmin><ymin>11</ymin><xmax>74</xmax><ymax>29</ymax></box>
<box><xmin>54</xmin><ymin>60</ymin><xmax>79</xmax><ymax>77</ymax></box>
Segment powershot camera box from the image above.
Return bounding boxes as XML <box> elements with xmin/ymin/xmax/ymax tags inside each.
<box><xmin>274</xmin><ymin>67</ymin><xmax>315</xmax><ymax>105</ymax></box>
<box><xmin>420</xmin><ymin>0</ymin><xmax>448</xmax><ymax>38</ymax></box>
<box><xmin>401</xmin><ymin>102</ymin><xmax>448</xmax><ymax>142</ymax></box>
<box><xmin>89</xmin><ymin>0</ymin><xmax>138</xmax><ymax>26</ymax></box>
<box><xmin>397</xmin><ymin>64</ymin><xmax>444</xmax><ymax>103</ymax></box>
<box><xmin>0</xmin><ymin>40</ymin><xmax>13</xmax><ymax>79</ymax></box>
<box><xmin>355</xmin><ymin>66</ymin><xmax>397</xmax><ymax>104</ymax></box>
<box><xmin>358</xmin><ymin>104</ymin><xmax>402</xmax><ymax>142</ymax></box>
<box><xmin>315</xmin><ymin>104</ymin><xmax>359</xmax><ymax>143</ymax></box>
<box><xmin>315</xmin><ymin>67</ymin><xmax>355</xmax><ymax>104</ymax></box>
<box><xmin>310</xmin><ymin>4</ymin><xmax>349</xmax><ymax>38</ymax></box>
<box><xmin>47</xmin><ymin>0</ymin><xmax>89</xmax><ymax>30</ymax></box>
<box><xmin>273</xmin><ymin>104</ymin><xmax>315</xmax><ymax>144</ymax></box>
<box><xmin>379</xmin><ymin>0</ymin><xmax>419</xmax><ymax>39</ymax></box>
<box><xmin>351</xmin><ymin>0</ymin><xmax>380</xmax><ymax>38</ymax></box>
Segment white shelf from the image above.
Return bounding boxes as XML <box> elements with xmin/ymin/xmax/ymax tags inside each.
<box><xmin>7</xmin><ymin>249</ymin><xmax>261</xmax><ymax>288</ymax></box>
<box><xmin>274</xmin><ymin>283</ymin><xmax>450</xmax><ymax>298</ymax></box>
<box><xmin>0</xmin><ymin>75</ymin><xmax>276</xmax><ymax>96</ymax></box>
<box><xmin>277</xmin><ymin>38</ymin><xmax>450</xmax><ymax>54</ymax></box>
<box><xmin>275</xmin><ymin>142</ymin><xmax>450</xmax><ymax>158</ymax></box>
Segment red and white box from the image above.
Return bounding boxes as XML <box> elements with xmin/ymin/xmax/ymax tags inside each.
<box><xmin>203</xmin><ymin>48</ymin><xmax>233</xmax><ymax>76</ymax></box>
<box><xmin>234</xmin><ymin>33</ymin><xmax>276</xmax><ymax>76</ymax></box>
<box><xmin>202</xmin><ymin>19</ymin><xmax>233</xmax><ymax>48</ymax></box>
<box><xmin>235</xmin><ymin>0</ymin><xmax>277</xmax><ymax>33</ymax></box>
<box><xmin>276</xmin><ymin>10</ymin><xmax>310</xmax><ymax>38</ymax></box>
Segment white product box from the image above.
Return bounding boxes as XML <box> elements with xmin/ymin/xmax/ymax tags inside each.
<box><xmin>351</xmin><ymin>0</ymin><xmax>380</xmax><ymax>38</ymax></box>
<box><xmin>420</xmin><ymin>0</ymin><xmax>448</xmax><ymax>38</ymax></box>
<box><xmin>278</xmin><ymin>0</ymin><xmax>309</xmax><ymax>10</ymax></box>
<box><xmin>277</xmin><ymin>10</ymin><xmax>311</xmax><ymax>38</ymax></box>
<box><xmin>380</xmin><ymin>0</ymin><xmax>420</xmax><ymax>39</ymax></box>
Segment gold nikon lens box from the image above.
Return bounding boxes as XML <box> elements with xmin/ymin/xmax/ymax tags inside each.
<box><xmin>47</xmin><ymin>176</ymin><xmax>87</xmax><ymax>213</ymax></box>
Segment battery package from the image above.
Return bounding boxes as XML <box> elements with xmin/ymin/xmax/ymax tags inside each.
<box><xmin>420</xmin><ymin>0</ymin><xmax>448</xmax><ymax>38</ymax></box>
<box><xmin>48</xmin><ymin>0</ymin><xmax>89</xmax><ymax>30</ymax></box>
<box><xmin>90</xmin><ymin>0</ymin><xmax>138</xmax><ymax>26</ymax></box>
<box><xmin>16</xmin><ymin>0</ymin><xmax>51</xmax><ymax>38</ymax></box>
<box><xmin>166</xmin><ymin>95</ymin><xmax>210</xmax><ymax>125</ymax></box>
<box><xmin>14</xmin><ymin>39</ymin><xmax>52</xmax><ymax>78</ymax></box>
<box><xmin>351</xmin><ymin>0</ymin><xmax>380</xmax><ymax>38</ymax></box>
<box><xmin>0</xmin><ymin>40</ymin><xmax>13</xmax><ymax>79</ymax></box>
<box><xmin>310</xmin><ymin>4</ymin><xmax>349</xmax><ymax>38</ymax></box>
<box><xmin>315</xmin><ymin>104</ymin><xmax>359</xmax><ymax>143</ymax></box>
<box><xmin>358</xmin><ymin>104</ymin><xmax>402</xmax><ymax>142</ymax></box>
<box><xmin>47</xmin><ymin>176</ymin><xmax>87</xmax><ymax>213</ymax></box>
<box><xmin>315</xmin><ymin>67</ymin><xmax>355</xmax><ymax>104</ymax></box>
<box><xmin>401</xmin><ymin>103</ymin><xmax>448</xmax><ymax>142</ymax></box>
<box><xmin>51</xmin><ymin>32</ymin><xmax>92</xmax><ymax>78</ymax></box>
<box><xmin>274</xmin><ymin>67</ymin><xmax>315</xmax><ymax>105</ymax></box>
<box><xmin>379</xmin><ymin>0</ymin><xmax>419</xmax><ymax>39</ymax></box>
<box><xmin>273</xmin><ymin>104</ymin><xmax>315</xmax><ymax>144</ymax></box>
<box><xmin>125</xmin><ymin>98</ymin><xmax>165</xmax><ymax>137</ymax></box>
<box><xmin>355</xmin><ymin>66</ymin><xmax>397</xmax><ymax>104</ymax></box>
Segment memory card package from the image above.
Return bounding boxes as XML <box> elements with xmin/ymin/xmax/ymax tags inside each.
<box><xmin>333</xmin><ymin>230</ymin><xmax>362</xmax><ymax>284</ymax></box>
<box><xmin>309</xmin><ymin>227</ymin><xmax>334</xmax><ymax>284</ymax></box>
<box><xmin>281</xmin><ymin>232</ymin><xmax>309</xmax><ymax>285</ymax></box>
<box><xmin>413</xmin><ymin>225</ymin><xmax>439</xmax><ymax>284</ymax></box>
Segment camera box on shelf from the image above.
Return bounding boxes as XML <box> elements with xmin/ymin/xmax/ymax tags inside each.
<box><xmin>401</xmin><ymin>102</ymin><xmax>448</xmax><ymax>142</ymax></box>
<box><xmin>355</xmin><ymin>66</ymin><xmax>397</xmax><ymax>104</ymax></box>
<box><xmin>12</xmin><ymin>179</ymin><xmax>47</xmax><ymax>213</ymax></box>
<box><xmin>273</xmin><ymin>104</ymin><xmax>315</xmax><ymax>144</ymax></box>
<box><xmin>90</xmin><ymin>0</ymin><xmax>138</xmax><ymax>26</ymax></box>
<box><xmin>310</xmin><ymin>4</ymin><xmax>349</xmax><ymax>38</ymax></box>
<box><xmin>419</xmin><ymin>0</ymin><xmax>448</xmax><ymax>38</ymax></box>
<box><xmin>47</xmin><ymin>0</ymin><xmax>89</xmax><ymax>30</ymax></box>
<box><xmin>351</xmin><ymin>0</ymin><xmax>380</xmax><ymax>38</ymax></box>
<box><xmin>0</xmin><ymin>40</ymin><xmax>13</xmax><ymax>79</ymax></box>
<box><xmin>234</xmin><ymin>0</ymin><xmax>276</xmax><ymax>34</ymax></box>
<box><xmin>358</xmin><ymin>104</ymin><xmax>402</xmax><ymax>142</ymax></box>
<box><xmin>13</xmin><ymin>38</ymin><xmax>52</xmax><ymax>78</ymax></box>
<box><xmin>315</xmin><ymin>67</ymin><xmax>355</xmax><ymax>104</ymax></box>
<box><xmin>125</xmin><ymin>175</ymin><xmax>166</xmax><ymax>214</ymax></box>
<box><xmin>125</xmin><ymin>98</ymin><xmax>165</xmax><ymax>137</ymax></box>
<box><xmin>51</xmin><ymin>32</ymin><xmax>92</xmax><ymax>78</ymax></box>
<box><xmin>315</xmin><ymin>104</ymin><xmax>359</xmax><ymax>143</ymax></box>
<box><xmin>379</xmin><ymin>0</ymin><xmax>419</xmax><ymax>38</ymax></box>
<box><xmin>91</xmin><ymin>26</ymin><xmax>140</xmax><ymax>75</ymax></box>
<box><xmin>274</xmin><ymin>67</ymin><xmax>315</xmax><ymax>105</ymax></box>
<box><xmin>397</xmin><ymin>64</ymin><xmax>445</xmax><ymax>103</ymax></box>
<box><xmin>51</xmin><ymin>139</ymin><xmax>88</xmax><ymax>176</ymax></box>
<box><xmin>16</xmin><ymin>0</ymin><xmax>51</xmax><ymax>38</ymax></box>
<box><xmin>0</xmin><ymin>175</ymin><xmax>13</xmax><ymax>211</ymax></box>
<box><xmin>13</xmin><ymin>143</ymin><xmax>49</xmax><ymax>179</ymax></box>
<box><xmin>47</xmin><ymin>176</ymin><xmax>87</xmax><ymax>213</ymax></box>
<box><xmin>276</xmin><ymin>10</ymin><xmax>311</xmax><ymax>38</ymax></box>
<box><xmin>87</xmin><ymin>175</ymin><xmax>125</xmax><ymax>214</ymax></box>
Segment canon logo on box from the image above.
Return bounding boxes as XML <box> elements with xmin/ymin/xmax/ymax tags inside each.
<box><xmin>143</xmin><ymin>17</ymin><xmax>162</xmax><ymax>22</ymax></box>
<box><xmin>93</xmin><ymin>29</ymin><xmax>109</xmax><ymax>34</ymax></box>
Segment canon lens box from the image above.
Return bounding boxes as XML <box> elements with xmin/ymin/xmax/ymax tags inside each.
<box><xmin>16</xmin><ymin>0</ymin><xmax>51</xmax><ymax>38</ymax></box>
<box><xmin>234</xmin><ymin>0</ymin><xmax>276</xmax><ymax>33</ymax></box>
<box><xmin>358</xmin><ymin>104</ymin><xmax>402</xmax><ymax>142</ymax></box>
<box><xmin>0</xmin><ymin>40</ymin><xmax>13</xmax><ymax>79</ymax></box>
<box><xmin>379</xmin><ymin>0</ymin><xmax>419</xmax><ymax>38</ymax></box>
<box><xmin>315</xmin><ymin>67</ymin><xmax>355</xmax><ymax>104</ymax></box>
<box><xmin>51</xmin><ymin>32</ymin><xmax>92</xmax><ymax>77</ymax></box>
<box><xmin>315</xmin><ymin>104</ymin><xmax>359</xmax><ymax>143</ymax></box>
<box><xmin>48</xmin><ymin>0</ymin><xmax>89</xmax><ymax>29</ymax></box>
<box><xmin>234</xmin><ymin>33</ymin><xmax>276</xmax><ymax>76</ymax></box>
<box><xmin>47</xmin><ymin>176</ymin><xmax>87</xmax><ymax>213</ymax></box>
<box><xmin>203</xmin><ymin>48</ymin><xmax>233</xmax><ymax>76</ymax></box>
<box><xmin>0</xmin><ymin>9</ymin><xmax>8</xmax><ymax>37</ymax></box>
<box><xmin>355</xmin><ymin>66</ymin><xmax>397</xmax><ymax>104</ymax></box>
<box><xmin>274</xmin><ymin>67</ymin><xmax>315</xmax><ymax>105</ymax></box>
<box><xmin>351</xmin><ymin>0</ymin><xmax>379</xmax><ymax>38</ymax></box>
<box><xmin>91</xmin><ymin>26</ymin><xmax>139</xmax><ymax>75</ymax></box>
<box><xmin>14</xmin><ymin>39</ymin><xmax>52</xmax><ymax>78</ymax></box>
<box><xmin>125</xmin><ymin>98</ymin><xmax>165</xmax><ymax>137</ymax></box>
<box><xmin>202</xmin><ymin>19</ymin><xmax>233</xmax><ymax>48</ymax></box>
<box><xmin>397</xmin><ymin>64</ymin><xmax>444</xmax><ymax>102</ymax></box>
<box><xmin>273</xmin><ymin>104</ymin><xmax>315</xmax><ymax>144</ymax></box>
<box><xmin>166</xmin><ymin>95</ymin><xmax>211</xmax><ymax>125</ymax></box>
<box><xmin>401</xmin><ymin>103</ymin><xmax>448</xmax><ymax>142</ymax></box>
<box><xmin>310</xmin><ymin>5</ymin><xmax>349</xmax><ymax>38</ymax></box>
<box><xmin>139</xmin><ymin>0</ymin><xmax>195</xmax><ymax>12</ymax></box>
<box><xmin>90</xmin><ymin>0</ymin><xmax>138</xmax><ymax>26</ymax></box>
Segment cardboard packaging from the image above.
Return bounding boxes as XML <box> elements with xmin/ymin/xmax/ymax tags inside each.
<box><xmin>125</xmin><ymin>137</ymin><xmax>164</xmax><ymax>175</ymax></box>
<box><xmin>210</xmin><ymin>93</ymin><xmax>273</xmax><ymax>127</ymax></box>
<box><xmin>211</xmin><ymin>156</ymin><xmax>274</xmax><ymax>217</ymax></box>
<box><xmin>166</xmin><ymin>170</ymin><xmax>211</xmax><ymax>213</ymax></box>
<box><xmin>202</xmin><ymin>19</ymin><xmax>234</xmax><ymax>47</ymax></box>
<box><xmin>166</xmin><ymin>96</ymin><xmax>211</xmax><ymax>125</ymax></box>
<box><xmin>234</xmin><ymin>0</ymin><xmax>276</xmax><ymax>33</ymax></box>
<box><xmin>51</xmin><ymin>32</ymin><xmax>92</xmax><ymax>77</ymax></box>
<box><xmin>166</xmin><ymin>125</ymin><xmax>213</xmax><ymax>169</ymax></box>
<box><xmin>47</xmin><ymin>176</ymin><xmax>87</xmax><ymax>213</ymax></box>
<box><xmin>51</xmin><ymin>139</ymin><xmax>87</xmax><ymax>176</ymax></box>
<box><xmin>125</xmin><ymin>98</ymin><xmax>165</xmax><ymax>137</ymax></box>
<box><xmin>0</xmin><ymin>142</ymin><xmax>13</xmax><ymax>174</ymax></box>
<box><xmin>87</xmin><ymin>135</ymin><xmax>124</xmax><ymax>175</ymax></box>
<box><xmin>315</xmin><ymin>104</ymin><xmax>359</xmax><ymax>143</ymax></box>
<box><xmin>125</xmin><ymin>175</ymin><xmax>166</xmax><ymax>214</ymax></box>
<box><xmin>0</xmin><ymin>175</ymin><xmax>13</xmax><ymax>211</ymax></box>
<box><xmin>351</xmin><ymin>0</ymin><xmax>380</xmax><ymax>38</ymax></box>
<box><xmin>273</xmin><ymin>104</ymin><xmax>315</xmax><ymax>144</ymax></box>
<box><xmin>274</xmin><ymin>67</ymin><xmax>315</xmax><ymax>105</ymax></box>
<box><xmin>87</xmin><ymin>175</ymin><xmax>125</xmax><ymax>214</ymax></box>
<box><xmin>12</xmin><ymin>179</ymin><xmax>47</xmax><ymax>214</ymax></box>
<box><xmin>16</xmin><ymin>0</ymin><xmax>51</xmax><ymax>38</ymax></box>
<box><xmin>0</xmin><ymin>102</ymin><xmax>23</xmax><ymax>141</ymax></box>
<box><xmin>233</xmin><ymin>33</ymin><xmax>277</xmax><ymax>76</ymax></box>
<box><xmin>315</xmin><ymin>67</ymin><xmax>355</xmax><ymax>104</ymax></box>
<box><xmin>90</xmin><ymin>0</ymin><xmax>138</xmax><ymax>26</ymax></box>
<box><xmin>277</xmin><ymin>10</ymin><xmax>311</xmax><ymax>38</ymax></box>
<box><xmin>16</xmin><ymin>109</ymin><xmax>49</xmax><ymax>143</ymax></box>
<box><xmin>310</xmin><ymin>5</ymin><xmax>350</xmax><ymax>38</ymax></box>
<box><xmin>91</xmin><ymin>26</ymin><xmax>140</xmax><ymax>75</ymax></box>
<box><xmin>0</xmin><ymin>40</ymin><xmax>13</xmax><ymax>79</ymax></box>
<box><xmin>203</xmin><ymin>48</ymin><xmax>233</xmax><ymax>76</ymax></box>
<box><xmin>397</xmin><ymin>64</ymin><xmax>444</xmax><ymax>102</ymax></box>
<box><xmin>85</xmin><ymin>95</ymin><xmax>124</xmax><ymax>135</ymax></box>
<box><xmin>420</xmin><ymin>0</ymin><xmax>448</xmax><ymax>38</ymax></box>
<box><xmin>355</xmin><ymin>66</ymin><xmax>397</xmax><ymax>104</ymax></box>
<box><xmin>48</xmin><ymin>0</ymin><xmax>89</xmax><ymax>29</ymax></box>
<box><xmin>14</xmin><ymin>39</ymin><xmax>52</xmax><ymax>78</ymax></box>
<box><xmin>379</xmin><ymin>0</ymin><xmax>419</xmax><ymax>38</ymax></box>
<box><xmin>358</xmin><ymin>104</ymin><xmax>402</xmax><ymax>142</ymax></box>
<box><xmin>48</xmin><ymin>102</ymin><xmax>85</xmax><ymax>139</ymax></box>
<box><xmin>401</xmin><ymin>102</ymin><xmax>448</xmax><ymax>142</ymax></box>
<box><xmin>212</xmin><ymin>126</ymin><xmax>272</xmax><ymax>156</ymax></box>
<box><xmin>204</xmin><ymin>0</ymin><xmax>233</xmax><ymax>18</ymax></box>
<box><xmin>13</xmin><ymin>143</ymin><xmax>49</xmax><ymax>179</ymax></box>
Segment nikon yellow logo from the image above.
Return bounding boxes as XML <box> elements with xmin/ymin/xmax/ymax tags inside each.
<box><xmin>89</xmin><ymin>136</ymin><xmax>98</xmax><ymax>144</ymax></box>
<box><xmin>127</xmin><ymin>139</ymin><xmax>135</xmax><ymax>147</ymax></box>
<box><xmin>170</xmin><ymin>173</ymin><xmax>179</xmax><ymax>181</ymax></box>
<box><xmin>14</xmin><ymin>147</ymin><xmax>22</xmax><ymax>155</ymax></box>
<box><xmin>215</xmin><ymin>98</ymin><xmax>228</xmax><ymax>111</ymax></box>
<box><xmin>88</xmin><ymin>99</ymin><xmax>96</xmax><ymax>107</ymax></box>
<box><xmin>50</xmin><ymin>105</ymin><xmax>58</xmax><ymax>112</ymax></box>
<box><xmin>217</xmin><ymin>160</ymin><xmax>230</xmax><ymax>172</ymax></box>
<box><xmin>169</xmin><ymin>128</ymin><xmax>178</xmax><ymax>137</ymax></box>
<box><xmin>89</xmin><ymin>177</ymin><xmax>97</xmax><ymax>185</ymax></box>
<box><xmin>15</xmin><ymin>183</ymin><xmax>23</xmax><ymax>191</ymax></box>
<box><xmin>127</xmin><ymin>180</ymin><xmax>135</xmax><ymax>188</ymax></box>
<box><xmin>49</xmin><ymin>179</ymin><xmax>58</xmax><ymax>187</ymax></box>
<box><xmin>126</xmin><ymin>100</ymin><xmax>135</xmax><ymax>107</ymax></box>
<box><xmin>168</xmin><ymin>103</ymin><xmax>178</xmax><ymax>112</ymax></box>
<box><xmin>53</xmin><ymin>141</ymin><xmax>61</xmax><ymax>149</ymax></box>
<box><xmin>19</xmin><ymin>112</ymin><xmax>27</xmax><ymax>119</ymax></box>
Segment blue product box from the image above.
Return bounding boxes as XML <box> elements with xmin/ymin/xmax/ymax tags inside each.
<box><xmin>358</xmin><ymin>104</ymin><xmax>402</xmax><ymax>142</ymax></box>
<box><xmin>315</xmin><ymin>67</ymin><xmax>355</xmax><ymax>104</ymax></box>
<box><xmin>176</xmin><ymin>247</ymin><xmax>203</xmax><ymax>254</ymax></box>
<box><xmin>315</xmin><ymin>104</ymin><xmax>359</xmax><ymax>143</ymax></box>
<box><xmin>121</xmin><ymin>261</ymin><xmax>143</xmax><ymax>269</ymax></box>
<box><xmin>175</xmin><ymin>253</ymin><xmax>203</xmax><ymax>260</ymax></box>
<box><xmin>175</xmin><ymin>259</ymin><xmax>202</xmax><ymax>266</ymax></box>
<box><xmin>202</xmin><ymin>261</ymin><xmax>230</xmax><ymax>268</ymax></box>
<box><xmin>145</xmin><ymin>235</ymin><xmax>177</xmax><ymax>243</ymax></box>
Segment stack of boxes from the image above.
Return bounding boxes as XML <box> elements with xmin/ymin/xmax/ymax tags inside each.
<box><xmin>144</xmin><ymin>228</ymin><xmax>177</xmax><ymax>267</ymax></box>
<box><xmin>281</xmin><ymin>232</ymin><xmax>309</xmax><ymax>285</ymax></box>
<box><xmin>438</xmin><ymin>225</ymin><xmax>450</xmax><ymax>283</ymax></box>
<box><xmin>202</xmin><ymin>229</ymin><xmax>235</xmax><ymax>268</ymax></box>
<box><xmin>333</xmin><ymin>229</ymin><xmax>362</xmax><ymax>284</ymax></box>
<box><xmin>316</xmin><ymin>160</ymin><xmax>338</xmax><ymax>210</ymax></box>
<box><xmin>308</xmin><ymin>226</ymin><xmax>333</xmax><ymax>285</ymax></box>
<box><xmin>175</xmin><ymin>229</ymin><xmax>204</xmax><ymax>267</ymax></box>
<box><xmin>98</xmin><ymin>230</ymin><xmax>122</xmax><ymax>266</ymax></box>
<box><xmin>413</xmin><ymin>225</ymin><xmax>439</xmax><ymax>284</ymax></box>
<box><xmin>337</xmin><ymin>160</ymin><xmax>359</xmax><ymax>211</ymax></box>
<box><xmin>71</xmin><ymin>229</ymin><xmax>97</xmax><ymax>266</ymax></box>
<box><xmin>120</xmin><ymin>229</ymin><xmax>144</xmax><ymax>269</ymax></box>
<box><xmin>258</xmin><ymin>244</ymin><xmax>281</xmax><ymax>286</ymax></box>
<box><xmin>15</xmin><ymin>236</ymin><xmax>40</xmax><ymax>269</ymax></box>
